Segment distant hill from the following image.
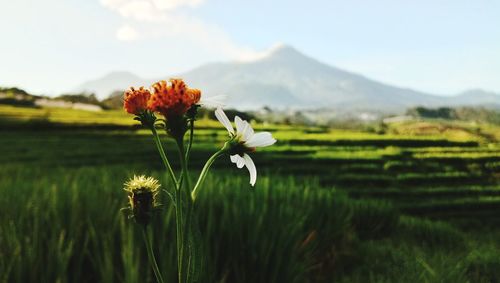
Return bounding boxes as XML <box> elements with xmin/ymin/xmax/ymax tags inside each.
<box><xmin>0</xmin><ymin>87</ymin><xmax>42</xmax><ymax>107</ymax></box>
<box><xmin>74</xmin><ymin>45</ymin><xmax>500</xmax><ymax>112</ymax></box>
<box><xmin>449</xmin><ymin>89</ymin><xmax>500</xmax><ymax>106</ymax></box>
<box><xmin>74</xmin><ymin>71</ymin><xmax>150</xmax><ymax>100</ymax></box>
<box><xmin>0</xmin><ymin>87</ymin><xmax>104</xmax><ymax>111</ymax></box>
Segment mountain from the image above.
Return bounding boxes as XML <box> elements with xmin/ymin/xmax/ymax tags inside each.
<box><xmin>447</xmin><ymin>89</ymin><xmax>500</xmax><ymax>106</ymax></box>
<box><xmin>74</xmin><ymin>71</ymin><xmax>150</xmax><ymax>98</ymax></box>
<box><xmin>74</xmin><ymin>45</ymin><xmax>500</xmax><ymax>112</ymax></box>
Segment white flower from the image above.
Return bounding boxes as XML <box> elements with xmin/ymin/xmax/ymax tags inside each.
<box><xmin>215</xmin><ymin>107</ymin><xmax>276</xmax><ymax>186</ymax></box>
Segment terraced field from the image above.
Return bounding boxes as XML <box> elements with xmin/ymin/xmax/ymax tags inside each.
<box><xmin>2</xmin><ymin>105</ymin><xmax>499</xmax><ymax>226</ymax></box>
<box><xmin>1</xmin><ymin>104</ymin><xmax>499</xmax><ymax>282</ymax></box>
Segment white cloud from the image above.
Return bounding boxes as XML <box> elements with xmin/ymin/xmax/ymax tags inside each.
<box><xmin>151</xmin><ymin>0</ymin><xmax>204</xmax><ymax>10</ymax></box>
<box><xmin>100</xmin><ymin>0</ymin><xmax>204</xmax><ymax>21</ymax></box>
<box><xmin>116</xmin><ymin>24</ymin><xmax>140</xmax><ymax>41</ymax></box>
<box><xmin>100</xmin><ymin>0</ymin><xmax>166</xmax><ymax>21</ymax></box>
<box><xmin>99</xmin><ymin>0</ymin><xmax>268</xmax><ymax>61</ymax></box>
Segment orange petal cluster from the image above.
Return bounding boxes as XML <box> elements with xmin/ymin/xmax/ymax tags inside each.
<box><xmin>123</xmin><ymin>87</ymin><xmax>151</xmax><ymax>115</ymax></box>
<box><xmin>148</xmin><ymin>79</ymin><xmax>201</xmax><ymax>118</ymax></box>
<box><xmin>123</xmin><ymin>79</ymin><xmax>201</xmax><ymax>118</ymax></box>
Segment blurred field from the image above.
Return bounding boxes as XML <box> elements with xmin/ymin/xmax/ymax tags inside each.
<box><xmin>1</xmin><ymin>105</ymin><xmax>500</xmax><ymax>282</ymax></box>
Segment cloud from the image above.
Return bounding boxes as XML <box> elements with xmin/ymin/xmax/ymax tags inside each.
<box><xmin>100</xmin><ymin>0</ymin><xmax>167</xmax><ymax>21</ymax></box>
<box><xmin>116</xmin><ymin>24</ymin><xmax>140</xmax><ymax>41</ymax></box>
<box><xmin>100</xmin><ymin>0</ymin><xmax>268</xmax><ymax>61</ymax></box>
<box><xmin>151</xmin><ymin>0</ymin><xmax>204</xmax><ymax>10</ymax></box>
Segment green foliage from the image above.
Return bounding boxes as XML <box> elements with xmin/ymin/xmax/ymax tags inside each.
<box><xmin>0</xmin><ymin>86</ymin><xmax>31</xmax><ymax>96</ymax></box>
<box><xmin>56</xmin><ymin>93</ymin><xmax>101</xmax><ymax>105</ymax></box>
<box><xmin>0</xmin><ymin>87</ymin><xmax>39</xmax><ymax>107</ymax></box>
<box><xmin>464</xmin><ymin>249</ymin><xmax>500</xmax><ymax>282</ymax></box>
<box><xmin>0</xmin><ymin>166</ymin><xmax>373</xmax><ymax>282</ymax></box>
<box><xmin>397</xmin><ymin>216</ymin><xmax>465</xmax><ymax>249</ymax></box>
<box><xmin>407</xmin><ymin>106</ymin><xmax>456</xmax><ymax>119</ymax></box>
<box><xmin>0</xmin><ymin>107</ymin><xmax>499</xmax><ymax>282</ymax></box>
<box><xmin>0</xmin><ymin>97</ymin><xmax>37</xmax><ymax>107</ymax></box>
<box><xmin>407</xmin><ymin>106</ymin><xmax>500</xmax><ymax>125</ymax></box>
<box><xmin>350</xmin><ymin>199</ymin><xmax>398</xmax><ymax>239</ymax></box>
<box><xmin>101</xmin><ymin>91</ymin><xmax>124</xmax><ymax>109</ymax></box>
<box><xmin>454</xmin><ymin>107</ymin><xmax>500</xmax><ymax>125</ymax></box>
<box><xmin>205</xmin><ymin>107</ymin><xmax>255</xmax><ymax>122</ymax></box>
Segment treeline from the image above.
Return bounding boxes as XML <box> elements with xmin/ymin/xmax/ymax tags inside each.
<box><xmin>0</xmin><ymin>86</ymin><xmax>121</xmax><ymax>110</ymax></box>
<box><xmin>0</xmin><ymin>87</ymin><xmax>32</xmax><ymax>96</ymax></box>
<box><xmin>407</xmin><ymin>106</ymin><xmax>500</xmax><ymax>124</ymax></box>
<box><xmin>0</xmin><ymin>87</ymin><xmax>41</xmax><ymax>107</ymax></box>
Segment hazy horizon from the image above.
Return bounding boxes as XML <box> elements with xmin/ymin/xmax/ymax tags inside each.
<box><xmin>1</xmin><ymin>0</ymin><xmax>500</xmax><ymax>96</ymax></box>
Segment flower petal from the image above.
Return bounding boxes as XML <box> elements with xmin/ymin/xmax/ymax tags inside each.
<box><xmin>235</xmin><ymin>116</ymin><xmax>255</xmax><ymax>142</ymax></box>
<box><xmin>235</xmin><ymin>116</ymin><xmax>245</xmax><ymax>136</ymax></box>
<box><xmin>230</xmin><ymin>154</ymin><xmax>238</xmax><ymax>163</ymax></box>
<box><xmin>243</xmin><ymin>153</ymin><xmax>257</xmax><ymax>186</ymax></box>
<box><xmin>230</xmin><ymin>154</ymin><xmax>245</xmax><ymax>168</ymax></box>
<box><xmin>241</xmin><ymin>121</ymin><xmax>254</xmax><ymax>142</ymax></box>
<box><xmin>244</xmin><ymin>132</ymin><xmax>276</xmax><ymax>148</ymax></box>
<box><xmin>215</xmin><ymin>107</ymin><xmax>234</xmax><ymax>135</ymax></box>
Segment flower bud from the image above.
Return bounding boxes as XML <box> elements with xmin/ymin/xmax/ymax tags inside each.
<box><xmin>123</xmin><ymin>87</ymin><xmax>157</xmax><ymax>128</ymax></box>
<box><xmin>123</xmin><ymin>175</ymin><xmax>161</xmax><ymax>226</ymax></box>
<box><xmin>124</xmin><ymin>87</ymin><xmax>151</xmax><ymax>115</ymax></box>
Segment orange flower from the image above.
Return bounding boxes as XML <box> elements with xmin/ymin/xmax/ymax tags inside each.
<box><xmin>148</xmin><ymin>79</ymin><xmax>201</xmax><ymax>118</ymax></box>
<box><xmin>123</xmin><ymin>87</ymin><xmax>151</xmax><ymax>115</ymax></box>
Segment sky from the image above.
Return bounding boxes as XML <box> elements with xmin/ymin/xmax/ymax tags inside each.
<box><xmin>0</xmin><ymin>0</ymin><xmax>499</xmax><ymax>96</ymax></box>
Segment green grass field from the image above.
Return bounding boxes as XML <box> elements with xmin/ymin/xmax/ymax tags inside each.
<box><xmin>1</xmin><ymin>105</ymin><xmax>500</xmax><ymax>282</ymax></box>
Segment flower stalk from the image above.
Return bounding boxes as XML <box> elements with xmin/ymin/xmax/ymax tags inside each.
<box><xmin>151</xmin><ymin>126</ymin><xmax>178</xmax><ymax>187</ymax></box>
<box><xmin>176</xmin><ymin>137</ymin><xmax>191</xmax><ymax>283</ymax></box>
<box><xmin>172</xmin><ymin>186</ymin><xmax>185</xmax><ymax>283</ymax></box>
<box><xmin>142</xmin><ymin>227</ymin><xmax>165</xmax><ymax>283</ymax></box>
<box><xmin>121</xmin><ymin>78</ymin><xmax>275</xmax><ymax>283</ymax></box>
<box><xmin>191</xmin><ymin>144</ymin><xmax>229</xmax><ymax>201</ymax></box>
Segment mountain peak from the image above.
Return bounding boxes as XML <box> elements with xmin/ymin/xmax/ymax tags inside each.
<box><xmin>250</xmin><ymin>44</ymin><xmax>315</xmax><ymax>65</ymax></box>
<box><xmin>235</xmin><ymin>44</ymin><xmax>304</xmax><ymax>63</ymax></box>
<box><xmin>267</xmin><ymin>44</ymin><xmax>300</xmax><ymax>55</ymax></box>
<box><xmin>263</xmin><ymin>44</ymin><xmax>307</xmax><ymax>60</ymax></box>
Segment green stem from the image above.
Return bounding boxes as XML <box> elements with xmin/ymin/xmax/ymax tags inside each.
<box><xmin>176</xmin><ymin>138</ymin><xmax>193</xmax><ymax>283</ymax></box>
<box><xmin>175</xmin><ymin>187</ymin><xmax>183</xmax><ymax>283</ymax></box>
<box><xmin>191</xmin><ymin>146</ymin><xmax>228</xmax><ymax>201</ymax></box>
<box><xmin>151</xmin><ymin>126</ymin><xmax>182</xmax><ymax>282</ymax></box>
<box><xmin>176</xmin><ymin>139</ymin><xmax>192</xmax><ymax>192</ymax></box>
<box><xmin>185</xmin><ymin>119</ymin><xmax>194</xmax><ymax>162</ymax></box>
<box><xmin>142</xmin><ymin>227</ymin><xmax>165</xmax><ymax>283</ymax></box>
<box><xmin>151</xmin><ymin>127</ymin><xmax>178</xmax><ymax>187</ymax></box>
<box><xmin>177</xmin><ymin>120</ymin><xmax>194</xmax><ymax>190</ymax></box>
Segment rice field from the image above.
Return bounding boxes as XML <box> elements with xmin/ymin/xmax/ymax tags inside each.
<box><xmin>1</xmin><ymin>105</ymin><xmax>499</xmax><ymax>282</ymax></box>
